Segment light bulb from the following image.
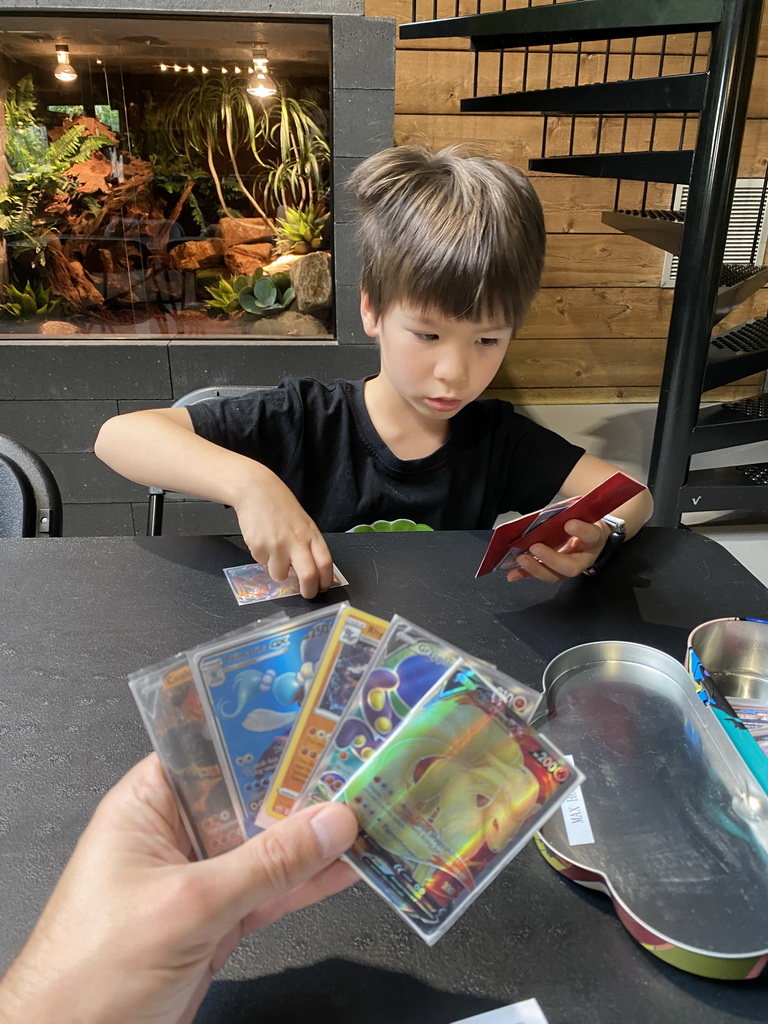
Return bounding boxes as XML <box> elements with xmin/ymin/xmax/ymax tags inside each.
<box><xmin>201</xmin><ymin>65</ymin><xmax>209</xmax><ymax>74</ymax></box>
<box><xmin>173</xmin><ymin>64</ymin><xmax>181</xmax><ymax>72</ymax></box>
<box><xmin>221</xmin><ymin>66</ymin><xmax>228</xmax><ymax>74</ymax></box>
<box><xmin>247</xmin><ymin>70</ymin><xmax>277</xmax><ymax>98</ymax></box>
<box><xmin>246</xmin><ymin>53</ymin><xmax>277</xmax><ymax>98</ymax></box>
<box><xmin>187</xmin><ymin>64</ymin><xmax>194</xmax><ymax>72</ymax></box>
<box><xmin>160</xmin><ymin>63</ymin><xmax>168</xmax><ymax>71</ymax></box>
<box><xmin>233</xmin><ymin>65</ymin><xmax>241</xmax><ymax>74</ymax></box>
<box><xmin>96</xmin><ymin>59</ymin><xmax>102</xmax><ymax>65</ymax></box>
<box><xmin>54</xmin><ymin>45</ymin><xmax>78</xmax><ymax>83</ymax></box>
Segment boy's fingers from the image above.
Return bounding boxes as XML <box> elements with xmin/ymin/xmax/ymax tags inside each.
<box><xmin>311</xmin><ymin>537</ymin><xmax>335</xmax><ymax>592</ymax></box>
<box><xmin>267</xmin><ymin>550</ymin><xmax>291</xmax><ymax>583</ymax></box>
<box><xmin>564</xmin><ymin>518</ymin><xmax>607</xmax><ymax>548</ymax></box>
<box><xmin>199</xmin><ymin>803</ymin><xmax>358</xmax><ymax>930</ymax></box>
<box><xmin>290</xmin><ymin>546</ymin><xmax>320</xmax><ymax>599</ymax></box>
<box><xmin>517</xmin><ymin>552</ymin><xmax>564</xmax><ymax>583</ymax></box>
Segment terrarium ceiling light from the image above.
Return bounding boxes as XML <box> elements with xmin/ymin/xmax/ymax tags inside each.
<box><xmin>54</xmin><ymin>44</ymin><xmax>77</xmax><ymax>83</ymax></box>
<box><xmin>246</xmin><ymin>49</ymin><xmax>277</xmax><ymax>98</ymax></box>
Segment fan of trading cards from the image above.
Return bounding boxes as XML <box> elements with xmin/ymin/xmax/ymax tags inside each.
<box><xmin>130</xmin><ymin>605</ymin><xmax>582</xmax><ymax>945</ymax></box>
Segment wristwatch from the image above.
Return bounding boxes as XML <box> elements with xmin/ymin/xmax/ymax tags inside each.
<box><xmin>582</xmin><ymin>514</ymin><xmax>626</xmax><ymax>576</ymax></box>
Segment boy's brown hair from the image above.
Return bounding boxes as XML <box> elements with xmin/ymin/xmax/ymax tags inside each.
<box><xmin>347</xmin><ymin>144</ymin><xmax>546</xmax><ymax>332</ymax></box>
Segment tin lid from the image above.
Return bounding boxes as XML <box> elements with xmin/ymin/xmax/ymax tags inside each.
<box><xmin>537</xmin><ymin>641</ymin><xmax>768</xmax><ymax>958</ymax></box>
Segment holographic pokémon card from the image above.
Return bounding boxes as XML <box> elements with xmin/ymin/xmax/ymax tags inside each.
<box><xmin>295</xmin><ymin>616</ymin><xmax>466</xmax><ymax>808</ymax></box>
<box><xmin>224</xmin><ymin>562</ymin><xmax>349</xmax><ymax>605</ymax></box>
<box><xmin>256</xmin><ymin>606</ymin><xmax>389</xmax><ymax>829</ymax></box>
<box><xmin>334</xmin><ymin>661</ymin><xmax>582</xmax><ymax>944</ymax></box>
<box><xmin>296</xmin><ymin>617</ymin><xmax>538</xmax><ymax>809</ymax></box>
<box><xmin>189</xmin><ymin>606</ymin><xmax>340</xmax><ymax>836</ymax></box>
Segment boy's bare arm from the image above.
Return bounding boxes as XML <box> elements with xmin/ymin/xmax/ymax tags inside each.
<box><xmin>95</xmin><ymin>409</ymin><xmax>333</xmax><ymax>598</ymax></box>
<box><xmin>507</xmin><ymin>453</ymin><xmax>653</xmax><ymax>584</ymax></box>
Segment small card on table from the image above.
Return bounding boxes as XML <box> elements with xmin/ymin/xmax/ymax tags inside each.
<box><xmin>224</xmin><ymin>562</ymin><xmax>348</xmax><ymax>604</ymax></box>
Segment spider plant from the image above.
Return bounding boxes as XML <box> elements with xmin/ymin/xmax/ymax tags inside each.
<box><xmin>163</xmin><ymin>74</ymin><xmax>275</xmax><ymax>229</ymax></box>
<box><xmin>256</xmin><ymin>94</ymin><xmax>330</xmax><ymax>213</ymax></box>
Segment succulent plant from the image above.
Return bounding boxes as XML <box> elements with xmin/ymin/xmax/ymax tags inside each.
<box><xmin>205</xmin><ymin>267</ymin><xmax>295</xmax><ymax>318</ymax></box>
<box><xmin>0</xmin><ymin>280</ymin><xmax>60</xmax><ymax>320</ymax></box>
<box><xmin>204</xmin><ymin>276</ymin><xmax>241</xmax><ymax>315</ymax></box>
<box><xmin>276</xmin><ymin>203</ymin><xmax>329</xmax><ymax>255</ymax></box>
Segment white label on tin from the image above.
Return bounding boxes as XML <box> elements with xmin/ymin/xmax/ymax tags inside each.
<box><xmin>561</xmin><ymin>756</ymin><xmax>594</xmax><ymax>846</ymax></box>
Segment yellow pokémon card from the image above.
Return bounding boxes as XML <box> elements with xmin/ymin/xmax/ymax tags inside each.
<box><xmin>255</xmin><ymin>607</ymin><xmax>389</xmax><ymax>828</ymax></box>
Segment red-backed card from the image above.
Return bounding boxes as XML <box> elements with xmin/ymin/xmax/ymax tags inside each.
<box><xmin>476</xmin><ymin>471</ymin><xmax>646</xmax><ymax>578</ymax></box>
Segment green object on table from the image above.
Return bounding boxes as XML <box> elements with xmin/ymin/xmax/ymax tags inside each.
<box><xmin>349</xmin><ymin>519</ymin><xmax>433</xmax><ymax>534</ymax></box>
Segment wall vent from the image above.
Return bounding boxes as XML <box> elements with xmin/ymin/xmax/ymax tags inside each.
<box><xmin>661</xmin><ymin>178</ymin><xmax>768</xmax><ymax>287</ymax></box>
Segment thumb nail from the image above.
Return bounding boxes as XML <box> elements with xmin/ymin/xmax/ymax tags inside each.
<box><xmin>310</xmin><ymin>804</ymin><xmax>354</xmax><ymax>860</ymax></box>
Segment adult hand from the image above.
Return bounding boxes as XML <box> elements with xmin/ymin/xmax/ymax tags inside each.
<box><xmin>234</xmin><ymin>471</ymin><xmax>334</xmax><ymax>599</ymax></box>
<box><xmin>506</xmin><ymin>518</ymin><xmax>610</xmax><ymax>583</ymax></box>
<box><xmin>0</xmin><ymin>755</ymin><xmax>358</xmax><ymax>1024</ymax></box>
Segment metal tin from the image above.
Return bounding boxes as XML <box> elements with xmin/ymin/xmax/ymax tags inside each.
<box><xmin>686</xmin><ymin>618</ymin><xmax>768</xmax><ymax>796</ymax></box>
<box><xmin>535</xmin><ymin>640</ymin><xmax>768</xmax><ymax>980</ymax></box>
<box><xmin>687</xmin><ymin>617</ymin><xmax>768</xmax><ymax>703</ymax></box>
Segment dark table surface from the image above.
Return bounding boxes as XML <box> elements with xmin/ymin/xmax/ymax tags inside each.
<box><xmin>2</xmin><ymin>527</ymin><xmax>768</xmax><ymax>1024</ymax></box>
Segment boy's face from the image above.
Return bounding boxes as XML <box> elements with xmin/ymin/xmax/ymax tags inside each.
<box><xmin>360</xmin><ymin>293</ymin><xmax>512</xmax><ymax>420</ymax></box>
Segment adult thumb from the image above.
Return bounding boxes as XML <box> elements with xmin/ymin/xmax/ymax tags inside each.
<box><xmin>199</xmin><ymin>802</ymin><xmax>358</xmax><ymax>926</ymax></box>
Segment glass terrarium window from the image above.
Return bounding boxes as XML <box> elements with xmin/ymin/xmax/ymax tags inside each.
<box><xmin>0</xmin><ymin>16</ymin><xmax>332</xmax><ymax>340</ymax></box>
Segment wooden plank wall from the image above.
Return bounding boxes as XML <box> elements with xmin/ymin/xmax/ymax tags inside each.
<box><xmin>366</xmin><ymin>0</ymin><xmax>768</xmax><ymax>403</ymax></box>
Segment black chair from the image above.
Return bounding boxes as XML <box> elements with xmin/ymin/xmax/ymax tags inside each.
<box><xmin>0</xmin><ymin>434</ymin><xmax>63</xmax><ymax>538</ymax></box>
<box><xmin>146</xmin><ymin>386</ymin><xmax>266</xmax><ymax>536</ymax></box>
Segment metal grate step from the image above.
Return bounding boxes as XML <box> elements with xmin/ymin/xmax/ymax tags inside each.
<box><xmin>461</xmin><ymin>74</ymin><xmax>707</xmax><ymax>116</ymax></box>
<box><xmin>692</xmin><ymin>396</ymin><xmax>768</xmax><ymax>453</ymax></box>
<box><xmin>601</xmin><ymin>208</ymin><xmax>685</xmax><ymax>254</ymax></box>
<box><xmin>680</xmin><ymin>464</ymin><xmax>768</xmax><ymax>513</ymax></box>
<box><xmin>715</xmin><ymin>265</ymin><xmax>768</xmax><ymax>323</ymax></box>
<box><xmin>400</xmin><ymin>0</ymin><xmax>722</xmax><ymax>48</ymax></box>
<box><xmin>529</xmin><ymin>151</ymin><xmax>693</xmax><ymax>184</ymax></box>
<box><xmin>720</xmin><ymin>264</ymin><xmax>767</xmax><ymax>287</ymax></box>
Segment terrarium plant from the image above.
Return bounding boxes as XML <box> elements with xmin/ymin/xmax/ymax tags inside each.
<box><xmin>0</xmin><ymin>280</ymin><xmax>60</xmax><ymax>320</ymax></box>
<box><xmin>276</xmin><ymin>202</ymin><xmax>329</xmax><ymax>255</ymax></box>
<box><xmin>162</xmin><ymin>74</ymin><xmax>275</xmax><ymax>228</ymax></box>
<box><xmin>0</xmin><ymin>75</ymin><xmax>110</xmax><ymax>267</ymax></box>
<box><xmin>205</xmin><ymin>267</ymin><xmax>294</xmax><ymax>318</ymax></box>
<box><xmin>257</xmin><ymin>93</ymin><xmax>330</xmax><ymax>213</ymax></box>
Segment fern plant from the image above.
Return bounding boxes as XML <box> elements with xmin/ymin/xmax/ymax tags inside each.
<box><xmin>205</xmin><ymin>268</ymin><xmax>294</xmax><ymax>318</ymax></box>
<box><xmin>1</xmin><ymin>75</ymin><xmax>111</xmax><ymax>266</ymax></box>
<box><xmin>0</xmin><ymin>281</ymin><xmax>60</xmax><ymax>320</ymax></box>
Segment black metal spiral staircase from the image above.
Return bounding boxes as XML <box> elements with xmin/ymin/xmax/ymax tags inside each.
<box><xmin>402</xmin><ymin>0</ymin><xmax>768</xmax><ymax>526</ymax></box>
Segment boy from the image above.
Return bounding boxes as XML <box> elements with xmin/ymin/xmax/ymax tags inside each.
<box><xmin>95</xmin><ymin>145</ymin><xmax>652</xmax><ymax>598</ymax></box>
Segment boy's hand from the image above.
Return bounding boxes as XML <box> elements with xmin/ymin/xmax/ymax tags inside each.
<box><xmin>506</xmin><ymin>518</ymin><xmax>610</xmax><ymax>583</ymax></box>
<box><xmin>233</xmin><ymin>474</ymin><xmax>334</xmax><ymax>599</ymax></box>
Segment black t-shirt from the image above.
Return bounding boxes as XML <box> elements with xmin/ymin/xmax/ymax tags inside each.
<box><xmin>188</xmin><ymin>377</ymin><xmax>585</xmax><ymax>532</ymax></box>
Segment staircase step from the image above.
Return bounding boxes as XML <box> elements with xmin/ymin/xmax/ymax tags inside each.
<box><xmin>680</xmin><ymin>464</ymin><xmax>768</xmax><ymax>513</ymax></box>
<box><xmin>692</xmin><ymin>396</ymin><xmax>768</xmax><ymax>453</ymax></box>
<box><xmin>400</xmin><ymin>0</ymin><xmax>722</xmax><ymax>48</ymax></box>
<box><xmin>715</xmin><ymin>265</ymin><xmax>768</xmax><ymax>324</ymax></box>
<box><xmin>704</xmin><ymin>316</ymin><xmax>768</xmax><ymax>391</ymax></box>
<box><xmin>461</xmin><ymin>74</ymin><xmax>708</xmax><ymax>116</ymax></box>
<box><xmin>601</xmin><ymin>209</ymin><xmax>685</xmax><ymax>254</ymax></box>
<box><xmin>529</xmin><ymin>150</ymin><xmax>693</xmax><ymax>184</ymax></box>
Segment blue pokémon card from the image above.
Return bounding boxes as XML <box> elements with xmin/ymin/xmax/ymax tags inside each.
<box><xmin>189</xmin><ymin>606</ymin><xmax>341</xmax><ymax>836</ymax></box>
